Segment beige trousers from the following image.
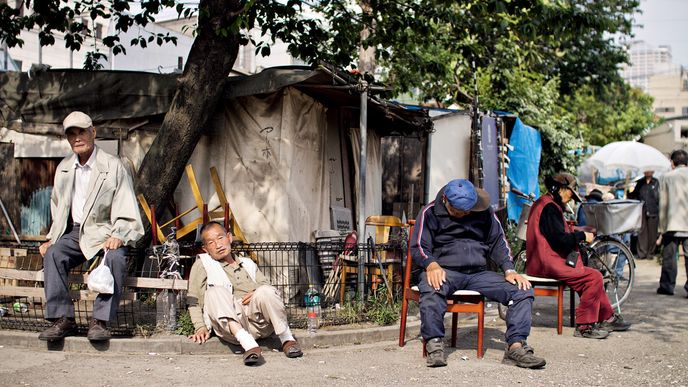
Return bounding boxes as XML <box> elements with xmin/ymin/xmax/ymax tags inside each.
<box><xmin>204</xmin><ymin>285</ymin><xmax>289</xmax><ymax>344</ymax></box>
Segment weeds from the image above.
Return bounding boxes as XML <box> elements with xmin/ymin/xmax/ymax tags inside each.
<box><xmin>175</xmin><ymin>309</ymin><xmax>195</xmax><ymax>336</ymax></box>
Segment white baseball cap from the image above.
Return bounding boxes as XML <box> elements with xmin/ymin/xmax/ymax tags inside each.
<box><xmin>63</xmin><ymin>111</ymin><xmax>93</xmax><ymax>132</ymax></box>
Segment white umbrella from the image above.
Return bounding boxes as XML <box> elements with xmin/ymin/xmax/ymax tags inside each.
<box><xmin>585</xmin><ymin>141</ymin><xmax>671</xmax><ymax>177</ymax></box>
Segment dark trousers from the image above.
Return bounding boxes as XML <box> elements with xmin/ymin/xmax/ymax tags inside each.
<box><xmin>43</xmin><ymin>225</ymin><xmax>128</xmax><ymax>322</ymax></box>
<box><xmin>419</xmin><ymin>269</ymin><xmax>534</xmax><ymax>346</ymax></box>
<box><xmin>658</xmin><ymin>234</ymin><xmax>688</xmax><ymax>294</ymax></box>
<box><xmin>637</xmin><ymin>215</ymin><xmax>659</xmax><ymax>259</ymax></box>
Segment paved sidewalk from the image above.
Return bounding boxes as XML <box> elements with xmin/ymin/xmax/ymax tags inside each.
<box><xmin>0</xmin><ymin>315</ymin><xmax>422</xmax><ymax>355</ymax></box>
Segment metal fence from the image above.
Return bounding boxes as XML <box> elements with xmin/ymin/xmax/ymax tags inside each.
<box><xmin>0</xmin><ymin>239</ymin><xmax>407</xmax><ymax>335</ymax></box>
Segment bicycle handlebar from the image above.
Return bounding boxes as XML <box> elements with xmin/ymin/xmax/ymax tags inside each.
<box><xmin>510</xmin><ymin>188</ymin><xmax>536</xmax><ymax>202</ymax></box>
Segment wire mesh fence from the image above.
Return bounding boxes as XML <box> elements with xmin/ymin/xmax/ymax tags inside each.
<box><xmin>0</xmin><ymin>238</ymin><xmax>407</xmax><ymax>336</ymax></box>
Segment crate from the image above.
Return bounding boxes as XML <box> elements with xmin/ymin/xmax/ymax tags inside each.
<box><xmin>580</xmin><ymin>200</ymin><xmax>643</xmax><ymax>235</ymax></box>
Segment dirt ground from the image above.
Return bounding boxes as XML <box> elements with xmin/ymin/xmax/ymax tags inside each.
<box><xmin>1</xmin><ymin>258</ymin><xmax>686</xmax><ymax>386</ymax></box>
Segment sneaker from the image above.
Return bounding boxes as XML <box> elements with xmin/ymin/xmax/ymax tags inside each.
<box><xmin>502</xmin><ymin>342</ymin><xmax>546</xmax><ymax>369</ymax></box>
<box><xmin>86</xmin><ymin>319</ymin><xmax>112</xmax><ymax>341</ymax></box>
<box><xmin>574</xmin><ymin>324</ymin><xmax>609</xmax><ymax>339</ymax></box>
<box><xmin>657</xmin><ymin>287</ymin><xmax>674</xmax><ymax>296</ymax></box>
<box><xmin>38</xmin><ymin>317</ymin><xmax>78</xmax><ymax>341</ymax></box>
<box><xmin>598</xmin><ymin>314</ymin><xmax>631</xmax><ymax>332</ymax></box>
<box><xmin>425</xmin><ymin>338</ymin><xmax>447</xmax><ymax>367</ymax></box>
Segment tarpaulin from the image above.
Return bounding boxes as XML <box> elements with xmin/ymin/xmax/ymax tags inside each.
<box><xmin>507</xmin><ymin>118</ymin><xmax>541</xmax><ymax>221</ymax></box>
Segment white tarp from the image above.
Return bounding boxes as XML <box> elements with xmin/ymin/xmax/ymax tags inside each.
<box><xmin>350</xmin><ymin>127</ymin><xmax>382</xmax><ymax>240</ymax></box>
<box><xmin>186</xmin><ymin>87</ymin><xmax>331</xmax><ymax>243</ymax></box>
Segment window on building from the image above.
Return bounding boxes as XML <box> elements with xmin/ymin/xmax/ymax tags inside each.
<box><xmin>95</xmin><ymin>23</ymin><xmax>103</xmax><ymax>39</ymax></box>
<box><xmin>683</xmin><ymin>107</ymin><xmax>688</xmax><ymax>116</ymax></box>
<box><xmin>681</xmin><ymin>126</ymin><xmax>688</xmax><ymax>139</ymax></box>
<box><xmin>654</xmin><ymin>107</ymin><xmax>675</xmax><ymax>113</ymax></box>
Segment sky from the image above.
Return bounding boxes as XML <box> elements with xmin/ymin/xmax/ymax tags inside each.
<box><xmin>633</xmin><ymin>0</ymin><xmax>688</xmax><ymax>66</ymax></box>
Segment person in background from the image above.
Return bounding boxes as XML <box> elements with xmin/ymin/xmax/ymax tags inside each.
<box><xmin>656</xmin><ymin>150</ymin><xmax>688</xmax><ymax>296</ymax></box>
<box><xmin>526</xmin><ymin>173</ymin><xmax>631</xmax><ymax>339</ymax></box>
<box><xmin>576</xmin><ymin>189</ymin><xmax>603</xmax><ymax>227</ymax></box>
<box><xmin>628</xmin><ymin>171</ymin><xmax>660</xmax><ymax>260</ymax></box>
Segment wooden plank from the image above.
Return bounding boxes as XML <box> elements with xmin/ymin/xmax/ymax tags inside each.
<box><xmin>0</xmin><ymin>286</ymin><xmax>137</xmax><ymax>301</ymax></box>
<box><xmin>185</xmin><ymin>164</ymin><xmax>206</xmax><ymax>216</ymax></box>
<box><xmin>137</xmin><ymin>193</ymin><xmax>166</xmax><ymax>243</ymax></box>
<box><xmin>124</xmin><ymin>277</ymin><xmax>188</xmax><ymax>290</ymax></box>
<box><xmin>0</xmin><ymin>268</ymin><xmax>188</xmax><ymax>290</ymax></box>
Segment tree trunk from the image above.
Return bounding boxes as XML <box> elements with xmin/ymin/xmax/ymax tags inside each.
<box><xmin>358</xmin><ymin>0</ymin><xmax>376</xmax><ymax>74</ymax></box>
<box><xmin>135</xmin><ymin>0</ymin><xmax>242</xmax><ymax>243</ymax></box>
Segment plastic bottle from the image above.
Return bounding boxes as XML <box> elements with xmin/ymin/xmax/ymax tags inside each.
<box><xmin>304</xmin><ymin>285</ymin><xmax>321</xmax><ymax>334</ymax></box>
<box><xmin>13</xmin><ymin>302</ymin><xmax>28</xmax><ymax>313</ymax></box>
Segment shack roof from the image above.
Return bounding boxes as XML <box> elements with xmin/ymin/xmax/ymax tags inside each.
<box><xmin>0</xmin><ymin>66</ymin><xmax>431</xmax><ymax>136</ymax></box>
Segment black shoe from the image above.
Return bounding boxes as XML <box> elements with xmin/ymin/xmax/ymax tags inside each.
<box><xmin>657</xmin><ymin>287</ymin><xmax>674</xmax><ymax>296</ymax></box>
<box><xmin>574</xmin><ymin>324</ymin><xmax>609</xmax><ymax>339</ymax></box>
<box><xmin>598</xmin><ymin>314</ymin><xmax>631</xmax><ymax>332</ymax></box>
<box><xmin>87</xmin><ymin>319</ymin><xmax>111</xmax><ymax>341</ymax></box>
<box><xmin>38</xmin><ymin>317</ymin><xmax>78</xmax><ymax>341</ymax></box>
<box><xmin>502</xmin><ymin>341</ymin><xmax>546</xmax><ymax>369</ymax></box>
<box><xmin>425</xmin><ymin>338</ymin><xmax>447</xmax><ymax>367</ymax></box>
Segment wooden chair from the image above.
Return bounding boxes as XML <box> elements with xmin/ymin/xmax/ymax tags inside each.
<box><xmin>339</xmin><ymin>215</ymin><xmax>407</xmax><ymax>303</ymax></box>
<box><xmin>522</xmin><ymin>275</ymin><xmax>566</xmax><ymax>334</ymax></box>
<box><xmin>398</xmin><ymin>220</ymin><xmax>486</xmax><ymax>358</ymax></box>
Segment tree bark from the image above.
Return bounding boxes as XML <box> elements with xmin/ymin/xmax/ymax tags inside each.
<box><xmin>135</xmin><ymin>0</ymin><xmax>242</xmax><ymax>243</ymax></box>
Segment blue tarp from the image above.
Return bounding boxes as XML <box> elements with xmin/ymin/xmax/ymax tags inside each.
<box><xmin>507</xmin><ymin>118</ymin><xmax>542</xmax><ymax>221</ymax></box>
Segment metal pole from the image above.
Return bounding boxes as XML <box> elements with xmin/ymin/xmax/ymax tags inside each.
<box><xmin>0</xmin><ymin>197</ymin><xmax>21</xmax><ymax>245</ymax></box>
<box><xmin>357</xmin><ymin>80</ymin><xmax>368</xmax><ymax>298</ymax></box>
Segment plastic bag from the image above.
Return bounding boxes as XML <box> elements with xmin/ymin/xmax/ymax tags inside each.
<box><xmin>87</xmin><ymin>250</ymin><xmax>114</xmax><ymax>294</ymax></box>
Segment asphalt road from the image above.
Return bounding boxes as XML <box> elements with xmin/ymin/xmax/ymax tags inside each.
<box><xmin>1</xmin><ymin>258</ymin><xmax>686</xmax><ymax>386</ymax></box>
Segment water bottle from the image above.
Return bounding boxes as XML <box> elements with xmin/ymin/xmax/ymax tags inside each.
<box><xmin>304</xmin><ymin>285</ymin><xmax>321</xmax><ymax>334</ymax></box>
<box><xmin>13</xmin><ymin>302</ymin><xmax>28</xmax><ymax>313</ymax></box>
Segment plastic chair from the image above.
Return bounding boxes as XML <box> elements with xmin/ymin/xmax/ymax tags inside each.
<box><xmin>398</xmin><ymin>220</ymin><xmax>486</xmax><ymax>358</ymax></box>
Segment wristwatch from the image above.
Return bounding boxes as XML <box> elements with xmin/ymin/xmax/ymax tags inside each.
<box><xmin>505</xmin><ymin>269</ymin><xmax>517</xmax><ymax>275</ymax></box>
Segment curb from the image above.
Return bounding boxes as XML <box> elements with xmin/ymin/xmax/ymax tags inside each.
<box><xmin>0</xmin><ymin>317</ymin><xmax>422</xmax><ymax>354</ymax></box>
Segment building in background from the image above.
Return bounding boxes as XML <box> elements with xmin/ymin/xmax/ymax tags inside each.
<box><xmin>2</xmin><ymin>1</ymin><xmax>299</xmax><ymax>75</ymax></box>
<box><xmin>621</xmin><ymin>41</ymin><xmax>681</xmax><ymax>92</ymax></box>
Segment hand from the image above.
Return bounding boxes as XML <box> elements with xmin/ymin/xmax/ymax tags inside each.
<box><xmin>189</xmin><ymin>327</ymin><xmax>210</xmax><ymax>344</ymax></box>
<box><xmin>39</xmin><ymin>241</ymin><xmax>52</xmax><ymax>257</ymax></box>
<box><xmin>426</xmin><ymin>262</ymin><xmax>446</xmax><ymax>291</ymax></box>
<box><xmin>241</xmin><ymin>291</ymin><xmax>254</xmax><ymax>305</ymax></box>
<box><xmin>102</xmin><ymin>237</ymin><xmax>124</xmax><ymax>250</ymax></box>
<box><xmin>584</xmin><ymin>232</ymin><xmax>595</xmax><ymax>244</ymax></box>
<box><xmin>505</xmin><ymin>271</ymin><xmax>532</xmax><ymax>290</ymax></box>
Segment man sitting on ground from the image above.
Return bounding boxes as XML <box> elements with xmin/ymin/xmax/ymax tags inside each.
<box><xmin>411</xmin><ymin>179</ymin><xmax>546</xmax><ymax>368</ymax></box>
<box><xmin>187</xmin><ymin>222</ymin><xmax>303</xmax><ymax>365</ymax></box>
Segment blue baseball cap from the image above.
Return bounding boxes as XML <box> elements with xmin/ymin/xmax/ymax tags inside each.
<box><xmin>443</xmin><ymin>179</ymin><xmax>491</xmax><ymax>212</ymax></box>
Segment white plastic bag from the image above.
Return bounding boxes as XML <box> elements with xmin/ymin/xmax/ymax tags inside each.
<box><xmin>87</xmin><ymin>250</ymin><xmax>114</xmax><ymax>294</ymax></box>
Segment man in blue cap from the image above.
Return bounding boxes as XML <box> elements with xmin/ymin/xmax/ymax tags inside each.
<box><xmin>411</xmin><ymin>179</ymin><xmax>545</xmax><ymax>368</ymax></box>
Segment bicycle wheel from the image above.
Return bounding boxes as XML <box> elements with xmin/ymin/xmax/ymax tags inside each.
<box><xmin>589</xmin><ymin>238</ymin><xmax>635</xmax><ymax>310</ymax></box>
<box><xmin>513</xmin><ymin>248</ymin><xmax>527</xmax><ymax>274</ymax></box>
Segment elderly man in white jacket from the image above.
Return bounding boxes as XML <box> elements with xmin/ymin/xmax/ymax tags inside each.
<box><xmin>657</xmin><ymin>149</ymin><xmax>688</xmax><ymax>296</ymax></box>
<box><xmin>39</xmin><ymin>111</ymin><xmax>143</xmax><ymax>342</ymax></box>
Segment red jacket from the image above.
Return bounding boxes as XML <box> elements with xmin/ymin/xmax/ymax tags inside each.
<box><xmin>525</xmin><ymin>194</ymin><xmax>585</xmax><ymax>278</ymax></box>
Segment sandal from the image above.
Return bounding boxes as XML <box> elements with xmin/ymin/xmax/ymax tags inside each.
<box><xmin>243</xmin><ymin>347</ymin><xmax>264</xmax><ymax>366</ymax></box>
<box><xmin>282</xmin><ymin>340</ymin><xmax>303</xmax><ymax>358</ymax></box>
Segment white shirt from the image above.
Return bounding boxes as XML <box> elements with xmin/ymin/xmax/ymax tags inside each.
<box><xmin>70</xmin><ymin>148</ymin><xmax>97</xmax><ymax>224</ymax></box>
